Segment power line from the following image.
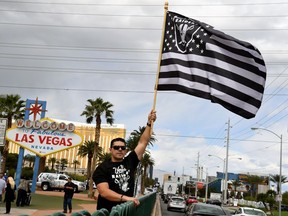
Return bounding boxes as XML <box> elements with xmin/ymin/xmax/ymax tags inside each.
<box><xmin>0</xmin><ymin>9</ymin><xmax>287</xmax><ymax>18</ymax></box>
<box><xmin>0</xmin><ymin>22</ymin><xmax>288</xmax><ymax>31</ymax></box>
<box><xmin>1</xmin><ymin>1</ymin><xmax>288</xmax><ymax>6</ymax></box>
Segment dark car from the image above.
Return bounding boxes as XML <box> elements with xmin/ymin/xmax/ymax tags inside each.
<box><xmin>185</xmin><ymin>202</ymin><xmax>229</xmax><ymax>216</ymax></box>
<box><xmin>281</xmin><ymin>204</ymin><xmax>288</xmax><ymax>211</ymax></box>
<box><xmin>164</xmin><ymin>193</ymin><xmax>175</xmax><ymax>203</ymax></box>
<box><xmin>206</xmin><ymin>199</ymin><xmax>222</xmax><ymax>206</ymax></box>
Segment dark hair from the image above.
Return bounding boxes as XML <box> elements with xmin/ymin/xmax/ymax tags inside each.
<box><xmin>110</xmin><ymin>137</ymin><xmax>126</xmax><ymax>148</ymax></box>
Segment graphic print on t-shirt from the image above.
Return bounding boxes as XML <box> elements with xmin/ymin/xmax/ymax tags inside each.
<box><xmin>112</xmin><ymin>164</ymin><xmax>131</xmax><ymax>192</ymax></box>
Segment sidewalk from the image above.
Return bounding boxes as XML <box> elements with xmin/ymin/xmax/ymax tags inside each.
<box><xmin>0</xmin><ymin>190</ymin><xmax>97</xmax><ymax>216</ymax></box>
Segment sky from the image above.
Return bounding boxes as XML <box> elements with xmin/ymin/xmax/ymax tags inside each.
<box><xmin>1</xmin><ymin>0</ymin><xmax>288</xmax><ymax>191</ymax></box>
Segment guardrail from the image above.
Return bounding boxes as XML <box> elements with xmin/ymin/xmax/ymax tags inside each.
<box><xmin>109</xmin><ymin>192</ymin><xmax>157</xmax><ymax>216</ymax></box>
<box><xmin>45</xmin><ymin>192</ymin><xmax>157</xmax><ymax>216</ymax></box>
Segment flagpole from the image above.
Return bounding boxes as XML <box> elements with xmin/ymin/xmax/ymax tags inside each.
<box><xmin>150</xmin><ymin>1</ymin><xmax>168</xmax><ymax>132</ymax></box>
<box><xmin>152</xmin><ymin>1</ymin><xmax>168</xmax><ymax>111</ymax></box>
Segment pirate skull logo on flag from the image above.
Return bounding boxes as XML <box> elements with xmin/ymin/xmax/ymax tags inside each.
<box><xmin>172</xmin><ymin>15</ymin><xmax>200</xmax><ymax>53</ymax></box>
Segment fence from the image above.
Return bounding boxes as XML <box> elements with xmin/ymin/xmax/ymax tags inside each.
<box><xmin>93</xmin><ymin>192</ymin><xmax>157</xmax><ymax>216</ymax></box>
<box><xmin>46</xmin><ymin>192</ymin><xmax>157</xmax><ymax>216</ymax></box>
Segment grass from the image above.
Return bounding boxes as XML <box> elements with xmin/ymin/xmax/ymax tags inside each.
<box><xmin>272</xmin><ymin>210</ymin><xmax>288</xmax><ymax>216</ymax></box>
<box><xmin>15</xmin><ymin>193</ymin><xmax>95</xmax><ymax>210</ymax></box>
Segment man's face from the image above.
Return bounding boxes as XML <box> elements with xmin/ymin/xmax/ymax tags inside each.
<box><xmin>110</xmin><ymin>140</ymin><xmax>127</xmax><ymax>161</ymax></box>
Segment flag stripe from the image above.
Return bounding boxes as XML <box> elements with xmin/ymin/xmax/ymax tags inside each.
<box><xmin>159</xmin><ymin>66</ymin><xmax>263</xmax><ymax>102</ymax></box>
<box><xmin>157</xmin><ymin>83</ymin><xmax>258</xmax><ymax>118</ymax></box>
<box><xmin>206</xmin><ymin>42</ymin><xmax>266</xmax><ymax>75</ymax></box>
<box><xmin>158</xmin><ymin>72</ymin><xmax>262</xmax><ymax>109</ymax></box>
<box><xmin>161</xmin><ymin>52</ymin><xmax>265</xmax><ymax>92</ymax></box>
<box><xmin>211</xmin><ymin>35</ymin><xmax>265</xmax><ymax>65</ymax></box>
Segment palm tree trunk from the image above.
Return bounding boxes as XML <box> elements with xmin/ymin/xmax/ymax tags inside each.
<box><xmin>1</xmin><ymin>140</ymin><xmax>9</xmax><ymax>173</ymax></box>
<box><xmin>141</xmin><ymin>166</ymin><xmax>147</xmax><ymax>194</ymax></box>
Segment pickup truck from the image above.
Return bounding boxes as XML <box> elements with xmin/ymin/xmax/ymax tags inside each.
<box><xmin>36</xmin><ymin>172</ymin><xmax>86</xmax><ymax>193</ymax></box>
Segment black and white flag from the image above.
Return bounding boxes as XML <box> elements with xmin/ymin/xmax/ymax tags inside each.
<box><xmin>157</xmin><ymin>11</ymin><xmax>266</xmax><ymax>119</ymax></box>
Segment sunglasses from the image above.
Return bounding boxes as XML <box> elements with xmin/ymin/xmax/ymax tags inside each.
<box><xmin>112</xmin><ymin>145</ymin><xmax>127</xmax><ymax>150</ymax></box>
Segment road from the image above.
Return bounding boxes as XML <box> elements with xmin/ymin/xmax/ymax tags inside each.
<box><xmin>159</xmin><ymin>197</ymin><xmax>238</xmax><ymax>216</ymax></box>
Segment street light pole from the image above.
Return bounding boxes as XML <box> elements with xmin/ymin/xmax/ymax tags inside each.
<box><xmin>208</xmin><ymin>154</ymin><xmax>225</xmax><ymax>193</ymax></box>
<box><xmin>251</xmin><ymin>127</ymin><xmax>282</xmax><ymax>216</ymax></box>
<box><xmin>208</xmin><ymin>154</ymin><xmax>241</xmax><ymax>204</ymax></box>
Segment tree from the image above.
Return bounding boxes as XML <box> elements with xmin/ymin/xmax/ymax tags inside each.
<box><xmin>126</xmin><ymin>126</ymin><xmax>156</xmax><ymax>195</ymax></box>
<box><xmin>81</xmin><ymin>97</ymin><xmax>114</xmax><ymax>197</ymax></box>
<box><xmin>140</xmin><ymin>153</ymin><xmax>155</xmax><ymax>194</ymax></box>
<box><xmin>24</xmin><ymin>154</ymin><xmax>35</xmax><ymax>167</ymax></box>
<box><xmin>72</xmin><ymin>160</ymin><xmax>80</xmax><ymax>174</ymax></box>
<box><xmin>231</xmin><ymin>179</ymin><xmax>242</xmax><ymax>198</ymax></box>
<box><xmin>126</xmin><ymin>126</ymin><xmax>156</xmax><ymax>151</ymax></box>
<box><xmin>60</xmin><ymin>158</ymin><xmax>68</xmax><ymax>171</ymax></box>
<box><xmin>0</xmin><ymin>94</ymin><xmax>25</xmax><ymax>172</ymax></box>
<box><xmin>270</xmin><ymin>174</ymin><xmax>288</xmax><ymax>195</ymax></box>
<box><xmin>77</xmin><ymin>140</ymin><xmax>95</xmax><ymax>182</ymax></box>
<box><xmin>48</xmin><ymin>157</ymin><xmax>57</xmax><ymax>170</ymax></box>
<box><xmin>98</xmin><ymin>152</ymin><xmax>111</xmax><ymax>163</ymax></box>
<box><xmin>246</xmin><ymin>175</ymin><xmax>264</xmax><ymax>198</ymax></box>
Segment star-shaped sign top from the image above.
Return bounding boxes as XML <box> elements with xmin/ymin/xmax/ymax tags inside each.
<box><xmin>25</xmin><ymin>97</ymin><xmax>47</xmax><ymax>121</ymax></box>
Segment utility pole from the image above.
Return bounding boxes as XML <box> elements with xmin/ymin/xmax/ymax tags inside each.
<box><xmin>195</xmin><ymin>152</ymin><xmax>199</xmax><ymax>197</ymax></box>
<box><xmin>224</xmin><ymin>119</ymin><xmax>231</xmax><ymax>205</ymax></box>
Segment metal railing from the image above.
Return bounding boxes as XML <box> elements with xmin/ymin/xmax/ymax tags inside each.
<box><xmin>93</xmin><ymin>192</ymin><xmax>157</xmax><ymax>216</ymax></box>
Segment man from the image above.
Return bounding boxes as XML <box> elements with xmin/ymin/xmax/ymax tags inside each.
<box><xmin>16</xmin><ymin>176</ymin><xmax>29</xmax><ymax>206</ymax></box>
<box><xmin>92</xmin><ymin>110</ymin><xmax>157</xmax><ymax>212</ymax></box>
<box><xmin>63</xmin><ymin>177</ymin><xmax>76</xmax><ymax>213</ymax></box>
<box><xmin>0</xmin><ymin>173</ymin><xmax>6</xmax><ymax>203</ymax></box>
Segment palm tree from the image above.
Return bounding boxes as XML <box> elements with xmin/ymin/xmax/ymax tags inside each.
<box><xmin>99</xmin><ymin>152</ymin><xmax>111</xmax><ymax>163</ymax></box>
<box><xmin>24</xmin><ymin>154</ymin><xmax>35</xmax><ymax>167</ymax></box>
<box><xmin>246</xmin><ymin>175</ymin><xmax>263</xmax><ymax>198</ymax></box>
<box><xmin>0</xmin><ymin>94</ymin><xmax>25</xmax><ymax>172</ymax></box>
<box><xmin>59</xmin><ymin>158</ymin><xmax>68</xmax><ymax>171</ymax></box>
<box><xmin>81</xmin><ymin>97</ymin><xmax>114</xmax><ymax>197</ymax></box>
<box><xmin>140</xmin><ymin>153</ymin><xmax>155</xmax><ymax>194</ymax></box>
<box><xmin>48</xmin><ymin>157</ymin><xmax>57</xmax><ymax>170</ymax></box>
<box><xmin>270</xmin><ymin>174</ymin><xmax>287</xmax><ymax>194</ymax></box>
<box><xmin>77</xmin><ymin>140</ymin><xmax>95</xmax><ymax>181</ymax></box>
<box><xmin>231</xmin><ymin>179</ymin><xmax>241</xmax><ymax>192</ymax></box>
<box><xmin>72</xmin><ymin>160</ymin><xmax>80</xmax><ymax>174</ymax></box>
<box><xmin>126</xmin><ymin>126</ymin><xmax>156</xmax><ymax>151</ymax></box>
<box><xmin>126</xmin><ymin>126</ymin><xmax>156</xmax><ymax>195</ymax></box>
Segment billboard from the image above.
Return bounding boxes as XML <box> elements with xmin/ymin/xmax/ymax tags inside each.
<box><xmin>6</xmin><ymin>118</ymin><xmax>83</xmax><ymax>156</ymax></box>
<box><xmin>0</xmin><ymin>118</ymin><xmax>8</xmax><ymax>146</ymax></box>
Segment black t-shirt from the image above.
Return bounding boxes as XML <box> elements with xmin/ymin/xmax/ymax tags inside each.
<box><xmin>64</xmin><ymin>181</ymin><xmax>75</xmax><ymax>198</ymax></box>
<box><xmin>92</xmin><ymin>151</ymin><xmax>139</xmax><ymax>212</ymax></box>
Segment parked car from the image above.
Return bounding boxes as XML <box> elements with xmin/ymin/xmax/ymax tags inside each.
<box><xmin>167</xmin><ymin>196</ymin><xmax>186</xmax><ymax>212</ymax></box>
<box><xmin>36</xmin><ymin>172</ymin><xmax>86</xmax><ymax>192</ymax></box>
<box><xmin>206</xmin><ymin>199</ymin><xmax>222</xmax><ymax>206</ymax></box>
<box><xmin>186</xmin><ymin>196</ymin><xmax>198</xmax><ymax>205</ymax></box>
<box><xmin>144</xmin><ymin>187</ymin><xmax>154</xmax><ymax>195</ymax></box>
<box><xmin>281</xmin><ymin>204</ymin><xmax>288</xmax><ymax>211</ymax></box>
<box><xmin>233</xmin><ymin>207</ymin><xmax>267</xmax><ymax>216</ymax></box>
<box><xmin>185</xmin><ymin>202</ymin><xmax>229</xmax><ymax>216</ymax></box>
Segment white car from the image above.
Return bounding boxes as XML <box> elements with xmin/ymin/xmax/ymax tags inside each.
<box><xmin>234</xmin><ymin>207</ymin><xmax>267</xmax><ymax>216</ymax></box>
<box><xmin>36</xmin><ymin>172</ymin><xmax>86</xmax><ymax>192</ymax></box>
<box><xmin>167</xmin><ymin>196</ymin><xmax>186</xmax><ymax>212</ymax></box>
